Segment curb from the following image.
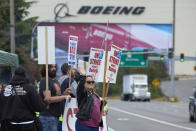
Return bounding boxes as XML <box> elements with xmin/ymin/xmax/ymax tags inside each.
<box><xmin>169</xmin><ymin>97</ymin><xmax>179</xmax><ymax>102</ymax></box>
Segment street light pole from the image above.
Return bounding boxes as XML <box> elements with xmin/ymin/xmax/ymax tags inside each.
<box><xmin>10</xmin><ymin>0</ymin><xmax>15</xmax><ymax>77</ymax></box>
<box><xmin>10</xmin><ymin>0</ymin><xmax>15</xmax><ymax>54</ymax></box>
<box><xmin>170</xmin><ymin>0</ymin><xmax>176</xmax><ymax>100</ymax></box>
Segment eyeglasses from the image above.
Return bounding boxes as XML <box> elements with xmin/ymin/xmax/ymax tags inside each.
<box><xmin>86</xmin><ymin>81</ymin><xmax>95</xmax><ymax>84</ymax></box>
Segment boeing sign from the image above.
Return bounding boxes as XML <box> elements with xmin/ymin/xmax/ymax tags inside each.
<box><xmin>54</xmin><ymin>4</ymin><xmax>145</xmax><ymax>21</ymax></box>
<box><xmin>77</xmin><ymin>6</ymin><xmax>145</xmax><ymax>15</ymax></box>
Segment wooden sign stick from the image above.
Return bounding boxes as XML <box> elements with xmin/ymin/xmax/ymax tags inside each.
<box><xmin>105</xmin><ymin>81</ymin><xmax>110</xmax><ymax>98</ymax></box>
<box><xmin>45</xmin><ymin>26</ymin><xmax>50</xmax><ymax>109</ymax></box>
<box><xmin>68</xmin><ymin>66</ymin><xmax>72</xmax><ymax>89</ymax></box>
<box><xmin>100</xmin><ymin>51</ymin><xmax>108</xmax><ymax>122</ymax></box>
<box><xmin>45</xmin><ymin>26</ymin><xmax>49</xmax><ymax>91</ymax></box>
<box><xmin>84</xmin><ymin>61</ymin><xmax>87</xmax><ymax>73</ymax></box>
<box><xmin>100</xmin><ymin>20</ymin><xmax>109</xmax><ymax>50</ymax></box>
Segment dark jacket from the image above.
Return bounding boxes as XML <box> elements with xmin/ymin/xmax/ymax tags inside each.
<box><xmin>76</xmin><ymin>75</ymin><xmax>103</xmax><ymax>126</ymax></box>
<box><xmin>0</xmin><ymin>75</ymin><xmax>46</xmax><ymax>122</ymax></box>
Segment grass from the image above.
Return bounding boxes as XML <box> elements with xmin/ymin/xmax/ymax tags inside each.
<box><xmin>152</xmin><ymin>96</ymin><xmax>169</xmax><ymax>101</ymax></box>
<box><xmin>108</xmin><ymin>95</ymin><xmax>121</xmax><ymax>100</ymax></box>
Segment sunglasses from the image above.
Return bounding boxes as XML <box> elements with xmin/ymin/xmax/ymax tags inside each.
<box><xmin>86</xmin><ymin>81</ymin><xmax>95</xmax><ymax>84</ymax></box>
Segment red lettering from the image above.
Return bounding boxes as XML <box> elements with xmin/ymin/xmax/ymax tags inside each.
<box><xmin>89</xmin><ymin>68</ymin><xmax>98</xmax><ymax>73</ymax></box>
<box><xmin>94</xmin><ymin>53</ymin><xmax>99</xmax><ymax>58</ymax></box>
<box><xmin>90</xmin><ymin>59</ymin><xmax>101</xmax><ymax>65</ymax></box>
<box><xmin>92</xmin><ymin>65</ymin><xmax>97</xmax><ymax>68</ymax></box>
<box><xmin>109</xmin><ymin>56</ymin><xmax>119</xmax><ymax>65</ymax></box>
<box><xmin>66</xmin><ymin>108</ymin><xmax>78</xmax><ymax>131</ymax></box>
<box><xmin>74</xmin><ymin>108</ymin><xmax>78</xmax><ymax>114</ymax></box>
<box><xmin>111</xmin><ymin>64</ymin><xmax>115</xmax><ymax>68</ymax></box>
<box><xmin>70</xmin><ymin>37</ymin><xmax>78</xmax><ymax>41</ymax></box>
<box><xmin>109</xmin><ymin>56</ymin><xmax>112</xmax><ymax>63</ymax></box>
<box><xmin>70</xmin><ymin>46</ymin><xmax>76</xmax><ymax>54</ymax></box>
<box><xmin>114</xmin><ymin>50</ymin><xmax>118</xmax><ymax>57</ymax></box>
<box><xmin>109</xmin><ymin>66</ymin><xmax>116</xmax><ymax>73</ymax></box>
<box><xmin>66</xmin><ymin>108</ymin><xmax>73</xmax><ymax>131</ymax></box>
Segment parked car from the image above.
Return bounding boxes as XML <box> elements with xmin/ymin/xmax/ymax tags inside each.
<box><xmin>189</xmin><ymin>91</ymin><xmax>196</xmax><ymax>122</ymax></box>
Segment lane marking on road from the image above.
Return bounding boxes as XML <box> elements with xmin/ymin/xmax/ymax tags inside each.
<box><xmin>110</xmin><ymin>107</ymin><xmax>196</xmax><ymax>131</ymax></box>
<box><xmin>108</xmin><ymin>127</ymin><xmax>116</xmax><ymax>131</ymax></box>
<box><xmin>117</xmin><ymin>118</ymin><xmax>129</xmax><ymax>121</ymax></box>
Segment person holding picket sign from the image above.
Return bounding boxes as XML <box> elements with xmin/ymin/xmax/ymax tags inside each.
<box><xmin>39</xmin><ymin>65</ymin><xmax>71</xmax><ymax>131</ymax></box>
<box><xmin>57</xmin><ymin>63</ymin><xmax>78</xmax><ymax>131</ymax></box>
<box><xmin>75</xmin><ymin>67</ymin><xmax>106</xmax><ymax>131</ymax></box>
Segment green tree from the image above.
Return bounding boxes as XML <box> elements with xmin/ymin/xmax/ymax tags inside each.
<box><xmin>0</xmin><ymin>0</ymin><xmax>37</xmax><ymax>49</ymax></box>
<box><xmin>0</xmin><ymin>0</ymin><xmax>40</xmax><ymax>82</ymax></box>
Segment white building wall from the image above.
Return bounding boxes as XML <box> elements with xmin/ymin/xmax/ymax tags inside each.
<box><xmin>175</xmin><ymin>0</ymin><xmax>196</xmax><ymax>75</ymax></box>
<box><xmin>26</xmin><ymin>0</ymin><xmax>173</xmax><ymax>24</ymax></box>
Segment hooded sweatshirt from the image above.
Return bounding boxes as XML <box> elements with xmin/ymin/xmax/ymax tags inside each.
<box><xmin>0</xmin><ymin>75</ymin><xmax>46</xmax><ymax>122</ymax></box>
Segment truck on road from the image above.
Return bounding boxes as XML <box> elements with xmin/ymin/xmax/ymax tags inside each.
<box><xmin>121</xmin><ymin>74</ymin><xmax>151</xmax><ymax>101</ymax></box>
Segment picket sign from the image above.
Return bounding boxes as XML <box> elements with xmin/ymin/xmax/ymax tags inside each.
<box><xmin>37</xmin><ymin>26</ymin><xmax>55</xmax><ymax>65</ymax></box>
<box><xmin>96</xmin><ymin>45</ymin><xmax>122</xmax><ymax>84</ymax></box>
<box><xmin>86</xmin><ymin>48</ymin><xmax>104</xmax><ymax>80</ymax></box>
<box><xmin>68</xmin><ymin>35</ymin><xmax>78</xmax><ymax>68</ymax></box>
<box><xmin>37</xmin><ymin>26</ymin><xmax>56</xmax><ymax>92</ymax></box>
<box><xmin>62</xmin><ymin>98</ymin><xmax>108</xmax><ymax>131</ymax></box>
<box><xmin>106</xmin><ymin>44</ymin><xmax>122</xmax><ymax>83</ymax></box>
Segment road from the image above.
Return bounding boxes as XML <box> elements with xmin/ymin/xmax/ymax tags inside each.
<box><xmin>160</xmin><ymin>78</ymin><xmax>196</xmax><ymax>102</ymax></box>
<box><xmin>107</xmin><ymin>79</ymin><xmax>196</xmax><ymax>131</ymax></box>
<box><xmin>107</xmin><ymin>100</ymin><xmax>196</xmax><ymax>131</ymax></box>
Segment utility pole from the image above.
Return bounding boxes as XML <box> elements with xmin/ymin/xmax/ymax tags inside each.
<box><xmin>170</xmin><ymin>0</ymin><xmax>177</xmax><ymax>101</ymax></box>
<box><xmin>10</xmin><ymin>0</ymin><xmax>15</xmax><ymax>53</ymax></box>
<box><xmin>10</xmin><ymin>0</ymin><xmax>15</xmax><ymax>77</ymax></box>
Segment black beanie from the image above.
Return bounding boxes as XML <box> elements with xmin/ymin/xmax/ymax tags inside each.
<box><xmin>14</xmin><ymin>67</ymin><xmax>26</xmax><ymax>77</ymax></box>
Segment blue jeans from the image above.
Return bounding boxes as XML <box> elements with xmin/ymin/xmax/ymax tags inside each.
<box><xmin>57</xmin><ymin>121</ymin><xmax>62</xmax><ymax>131</ymax></box>
<box><xmin>75</xmin><ymin>119</ymin><xmax>99</xmax><ymax>131</ymax></box>
<box><xmin>39</xmin><ymin>115</ymin><xmax>58</xmax><ymax>131</ymax></box>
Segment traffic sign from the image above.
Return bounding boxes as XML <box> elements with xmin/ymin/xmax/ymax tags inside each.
<box><xmin>120</xmin><ymin>50</ymin><xmax>147</xmax><ymax>67</ymax></box>
<box><xmin>152</xmin><ymin>79</ymin><xmax>160</xmax><ymax>87</ymax></box>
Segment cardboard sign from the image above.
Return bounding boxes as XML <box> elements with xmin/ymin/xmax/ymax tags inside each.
<box><xmin>68</xmin><ymin>35</ymin><xmax>78</xmax><ymax>67</ymax></box>
<box><xmin>78</xmin><ymin>60</ymin><xmax>88</xmax><ymax>72</ymax></box>
<box><xmin>106</xmin><ymin>45</ymin><xmax>122</xmax><ymax>83</ymax></box>
<box><xmin>86</xmin><ymin>48</ymin><xmax>104</xmax><ymax>80</ymax></box>
<box><xmin>37</xmin><ymin>26</ymin><xmax>55</xmax><ymax>64</ymax></box>
<box><xmin>62</xmin><ymin>98</ymin><xmax>108</xmax><ymax>131</ymax></box>
<box><xmin>96</xmin><ymin>45</ymin><xmax>122</xmax><ymax>83</ymax></box>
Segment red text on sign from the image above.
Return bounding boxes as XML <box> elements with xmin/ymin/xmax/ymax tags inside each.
<box><xmin>90</xmin><ymin>59</ymin><xmax>101</xmax><ymax>65</ymax></box>
<box><xmin>89</xmin><ymin>68</ymin><xmax>98</xmax><ymax>73</ymax></box>
<box><xmin>69</xmin><ymin>46</ymin><xmax>76</xmax><ymax>54</ymax></box>
<box><xmin>94</xmin><ymin>53</ymin><xmax>99</xmax><ymax>58</ymax></box>
<box><xmin>109</xmin><ymin>66</ymin><xmax>116</xmax><ymax>73</ymax></box>
<box><xmin>66</xmin><ymin>108</ymin><xmax>78</xmax><ymax>131</ymax></box>
<box><xmin>109</xmin><ymin>56</ymin><xmax>119</xmax><ymax>65</ymax></box>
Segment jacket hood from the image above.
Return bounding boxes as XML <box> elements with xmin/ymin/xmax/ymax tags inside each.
<box><xmin>10</xmin><ymin>75</ymin><xmax>29</xmax><ymax>85</ymax></box>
